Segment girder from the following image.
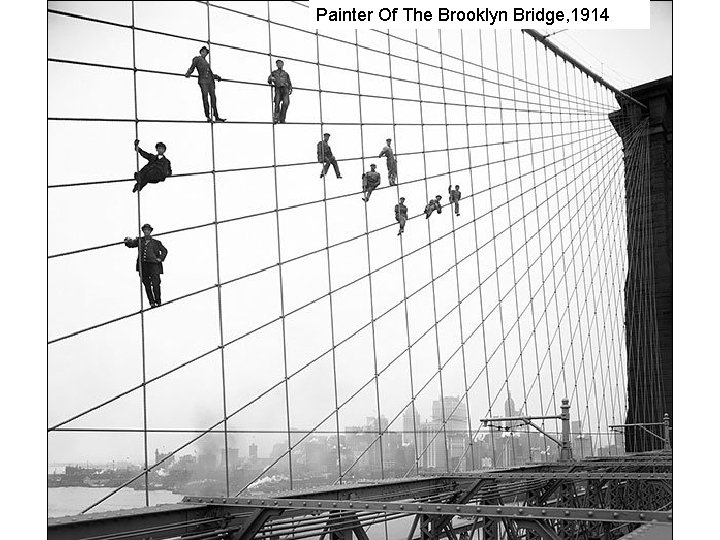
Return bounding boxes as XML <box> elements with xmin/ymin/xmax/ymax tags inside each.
<box><xmin>48</xmin><ymin>453</ymin><xmax>672</xmax><ymax>540</ymax></box>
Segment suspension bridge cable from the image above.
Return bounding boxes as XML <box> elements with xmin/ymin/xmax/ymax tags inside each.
<box><xmin>449</xmin><ymin>144</ymin><xmax>631</xmax><ymax>470</ymax></box>
<box><xmin>541</xmin><ymin>119</ymin><xmax>646</xmax><ymax>420</ymax></box>
<box><xmin>76</xmin><ymin>132</ymin><xmax>627</xmax><ymax>512</ymax></box>
<box><xmin>49</xmin><ymin>127</ymin><xmax>623</xmax><ymax>435</ymax></box>
<box><xmin>49</xmin><ymin>9</ymin><xmax>640</xmax><ymax>513</ymax></box>
<box><xmin>386</xmin><ymin>29</ymin><xmax>421</xmax><ymax>478</ymax></box>
<box><xmin>345</xmin><ymin>137</ymin><xmax>627</xmax><ymax>478</ymax></box>
<box><xmin>415</xmin><ymin>28</ymin><xmax>451</xmax><ymax>472</ymax></box>
<box><xmin>48</xmin><ymin>124</ymin><xmax>610</xmax><ymax>190</ymax></box>
<box><xmin>313</xmin><ymin>16</ymin><xmax>344</xmax><ymax>486</ymax></box>
<box><xmin>439</xmin><ymin>29</ymin><xmax>476</xmax><ymax>471</ymax></box>
<box><xmin>354</xmin><ymin>28</ymin><xmax>387</xmax><ymax>482</ymax></box>
<box><xmin>265</xmin><ymin>0</ymin><xmax>296</xmax><ymax>491</ymax></box>
<box><xmin>48</xmin><ymin>122</ymin><xmax>613</xmax><ymax>264</ymax></box>
<box><xmin>129</xmin><ymin>1</ymin><xmax>150</xmax><ymax>505</ymax></box>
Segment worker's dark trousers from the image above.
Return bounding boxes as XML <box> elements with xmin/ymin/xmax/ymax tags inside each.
<box><xmin>321</xmin><ymin>157</ymin><xmax>341</xmax><ymax>178</ymax></box>
<box><xmin>452</xmin><ymin>201</ymin><xmax>459</xmax><ymax>215</ymax></box>
<box><xmin>397</xmin><ymin>215</ymin><xmax>406</xmax><ymax>231</ymax></box>
<box><xmin>199</xmin><ymin>81</ymin><xmax>220</xmax><ymax>118</ymax></box>
<box><xmin>139</xmin><ymin>265</ymin><xmax>162</xmax><ymax>305</ymax></box>
<box><xmin>273</xmin><ymin>87</ymin><xmax>290</xmax><ymax>123</ymax></box>
<box><xmin>133</xmin><ymin>170</ymin><xmax>166</xmax><ymax>192</ymax></box>
<box><xmin>387</xmin><ymin>159</ymin><xmax>398</xmax><ymax>185</ymax></box>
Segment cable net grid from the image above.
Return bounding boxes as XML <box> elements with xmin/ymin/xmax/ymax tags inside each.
<box><xmin>47</xmin><ymin>1</ymin><xmax>652</xmax><ymax>513</ymax></box>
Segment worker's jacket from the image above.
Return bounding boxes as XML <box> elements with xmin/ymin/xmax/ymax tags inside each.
<box><xmin>124</xmin><ymin>237</ymin><xmax>168</xmax><ymax>274</ymax></box>
<box><xmin>317</xmin><ymin>140</ymin><xmax>334</xmax><ymax>162</ymax></box>
<box><xmin>268</xmin><ymin>68</ymin><xmax>292</xmax><ymax>89</ymax></box>
<box><xmin>362</xmin><ymin>170</ymin><xmax>381</xmax><ymax>188</ymax></box>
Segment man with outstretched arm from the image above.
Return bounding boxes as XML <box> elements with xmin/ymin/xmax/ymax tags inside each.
<box><xmin>124</xmin><ymin>223</ymin><xmax>168</xmax><ymax>308</ymax></box>
<box><xmin>379</xmin><ymin>138</ymin><xmax>398</xmax><ymax>185</ymax></box>
<box><xmin>185</xmin><ymin>45</ymin><xmax>226</xmax><ymax>122</ymax></box>
<box><xmin>132</xmin><ymin>139</ymin><xmax>172</xmax><ymax>193</ymax></box>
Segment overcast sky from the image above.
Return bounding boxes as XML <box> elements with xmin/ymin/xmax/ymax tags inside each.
<box><xmin>46</xmin><ymin>1</ymin><xmax>669</xmax><ymax>495</ymax></box>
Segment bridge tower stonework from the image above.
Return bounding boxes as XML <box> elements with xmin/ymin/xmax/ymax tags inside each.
<box><xmin>610</xmin><ymin>76</ymin><xmax>672</xmax><ymax>452</ymax></box>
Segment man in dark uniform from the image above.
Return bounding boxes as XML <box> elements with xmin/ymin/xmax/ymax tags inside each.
<box><xmin>361</xmin><ymin>164</ymin><xmax>381</xmax><ymax>202</ymax></box>
<box><xmin>268</xmin><ymin>59</ymin><xmax>292</xmax><ymax>124</ymax></box>
<box><xmin>424</xmin><ymin>195</ymin><xmax>443</xmax><ymax>218</ymax></box>
<box><xmin>395</xmin><ymin>196</ymin><xmax>408</xmax><ymax>235</ymax></box>
<box><xmin>448</xmin><ymin>184</ymin><xmax>461</xmax><ymax>216</ymax></box>
<box><xmin>124</xmin><ymin>224</ymin><xmax>168</xmax><ymax>308</ymax></box>
<box><xmin>185</xmin><ymin>45</ymin><xmax>226</xmax><ymax>122</ymax></box>
<box><xmin>132</xmin><ymin>139</ymin><xmax>172</xmax><ymax>193</ymax></box>
<box><xmin>317</xmin><ymin>132</ymin><xmax>342</xmax><ymax>179</ymax></box>
<box><xmin>379</xmin><ymin>138</ymin><xmax>398</xmax><ymax>185</ymax></box>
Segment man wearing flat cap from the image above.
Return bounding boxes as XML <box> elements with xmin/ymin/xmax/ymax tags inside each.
<box><xmin>361</xmin><ymin>163</ymin><xmax>381</xmax><ymax>202</ymax></box>
<box><xmin>132</xmin><ymin>139</ymin><xmax>172</xmax><ymax>193</ymax></box>
<box><xmin>185</xmin><ymin>45</ymin><xmax>226</xmax><ymax>122</ymax></box>
<box><xmin>317</xmin><ymin>132</ymin><xmax>342</xmax><ymax>179</ymax></box>
<box><xmin>268</xmin><ymin>59</ymin><xmax>292</xmax><ymax>124</ymax></box>
<box><xmin>124</xmin><ymin>224</ymin><xmax>168</xmax><ymax>308</ymax></box>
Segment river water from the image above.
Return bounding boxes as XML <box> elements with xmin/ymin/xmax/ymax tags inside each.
<box><xmin>48</xmin><ymin>487</ymin><xmax>183</xmax><ymax>518</ymax></box>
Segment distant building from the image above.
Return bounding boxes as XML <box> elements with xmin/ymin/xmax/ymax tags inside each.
<box><xmin>249</xmin><ymin>443</ymin><xmax>258</xmax><ymax>460</ymax></box>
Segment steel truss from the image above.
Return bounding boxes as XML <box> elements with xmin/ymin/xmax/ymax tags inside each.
<box><xmin>48</xmin><ymin>452</ymin><xmax>671</xmax><ymax>540</ymax></box>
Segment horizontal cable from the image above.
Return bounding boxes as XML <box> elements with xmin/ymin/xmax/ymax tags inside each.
<box><xmin>48</xmin><ymin>6</ymin><xmax>616</xmax><ymax>114</ymax></box>
<box><xmin>74</xmin><ymin>136</ymin><xmax>623</xmax><ymax>512</ymax></box>
<box><xmin>49</xmin><ymin>121</ymin><xmax>615</xmax><ymax>259</ymax></box>
<box><xmin>47</xmin><ymin>56</ymin><xmax>609</xmax><ymax>120</ymax></box>
<box><xmin>49</xmin><ymin>132</ymin><xmax>621</xmax><ymax>434</ymax></box>
<box><xmin>48</xmin><ymin>125</ymin><xmax>618</xmax><ymax>345</ymax></box>
<box><xmin>47</xmin><ymin>120</ymin><xmax>613</xmax><ymax>189</ymax></box>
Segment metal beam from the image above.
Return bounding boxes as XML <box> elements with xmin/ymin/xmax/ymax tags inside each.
<box><xmin>184</xmin><ymin>497</ymin><xmax>672</xmax><ymax>524</ymax></box>
<box><xmin>522</xmin><ymin>29</ymin><xmax>648</xmax><ymax>110</ymax></box>
<box><xmin>47</xmin><ymin>503</ymin><xmax>248</xmax><ymax>540</ymax></box>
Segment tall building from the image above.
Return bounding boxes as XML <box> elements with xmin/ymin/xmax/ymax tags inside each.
<box><xmin>402</xmin><ymin>404</ymin><xmax>421</xmax><ymax>445</ymax></box>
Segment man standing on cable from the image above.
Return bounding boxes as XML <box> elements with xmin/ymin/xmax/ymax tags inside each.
<box><xmin>362</xmin><ymin>164</ymin><xmax>381</xmax><ymax>202</ymax></box>
<box><xmin>268</xmin><ymin>59</ymin><xmax>292</xmax><ymax>124</ymax></box>
<box><xmin>317</xmin><ymin>132</ymin><xmax>342</xmax><ymax>179</ymax></box>
<box><xmin>379</xmin><ymin>138</ymin><xmax>398</xmax><ymax>185</ymax></box>
<box><xmin>395</xmin><ymin>197</ymin><xmax>408</xmax><ymax>235</ymax></box>
<box><xmin>448</xmin><ymin>184</ymin><xmax>461</xmax><ymax>216</ymax></box>
<box><xmin>124</xmin><ymin>224</ymin><xmax>168</xmax><ymax>308</ymax></box>
<box><xmin>185</xmin><ymin>45</ymin><xmax>226</xmax><ymax>123</ymax></box>
<box><xmin>132</xmin><ymin>139</ymin><xmax>172</xmax><ymax>193</ymax></box>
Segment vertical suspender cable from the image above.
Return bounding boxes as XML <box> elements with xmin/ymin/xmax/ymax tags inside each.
<box><xmin>354</xmin><ymin>30</ymin><xmax>386</xmax><ymax>480</ymax></box>
<box><xmin>459</xmin><ymin>30</ymin><xmax>496</xmax><ymax>470</ymax></box>
<box><xmin>477</xmin><ymin>30</ymin><xmax>497</xmax><ymax>467</ymax></box>
<box><xmin>205</xmin><ymin>0</ymin><xmax>231</xmax><ymax>497</ymax></box>
<box><xmin>130</xmin><ymin>0</ymin><xmax>150</xmax><ymax>506</ymax></box>
<box><xmin>265</xmin><ymin>1</ymin><xmax>294</xmax><ymax>490</ymax></box>
<box><xmin>314</xmin><ymin>28</ymin><xmax>344</xmax><ymax>484</ymax></box>
<box><xmin>519</xmin><ymin>32</ymin><xmax>549</xmax><ymax>460</ymax></box>
<box><xmin>413</xmin><ymin>29</ymin><xmax>450</xmax><ymax>472</ymax></box>
<box><xmin>385</xmin><ymin>30</ymin><xmax>420</xmax><ymax>476</ymax></box>
<box><xmin>505</xmin><ymin>31</ymin><xmax>534</xmax><ymax>459</ymax></box>
<box><xmin>531</xmin><ymin>37</ymin><xmax>561</xmax><ymax>443</ymax></box>
<box><xmin>438</xmin><ymin>30</ymin><xmax>476</xmax><ymax>471</ymax></box>
<box><xmin>490</xmin><ymin>31</ymin><xmax>517</xmax><ymax>466</ymax></box>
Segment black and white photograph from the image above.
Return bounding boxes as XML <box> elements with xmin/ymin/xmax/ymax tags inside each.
<box><xmin>43</xmin><ymin>1</ymin><xmax>675</xmax><ymax>538</ymax></box>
